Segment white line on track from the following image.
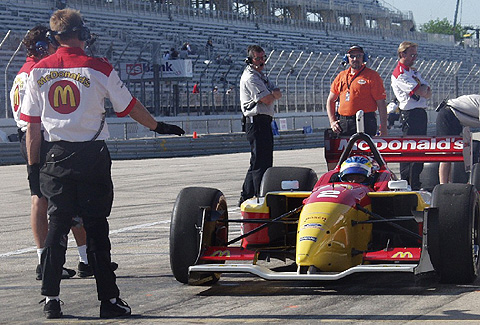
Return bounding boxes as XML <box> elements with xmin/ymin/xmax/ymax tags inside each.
<box><xmin>1</xmin><ymin>208</ymin><xmax>242</xmax><ymax>258</ymax></box>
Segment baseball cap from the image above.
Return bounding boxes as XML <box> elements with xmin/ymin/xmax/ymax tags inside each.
<box><xmin>347</xmin><ymin>45</ymin><xmax>364</xmax><ymax>54</ymax></box>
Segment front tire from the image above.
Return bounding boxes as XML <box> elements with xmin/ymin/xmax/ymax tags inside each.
<box><xmin>170</xmin><ymin>187</ymin><xmax>228</xmax><ymax>284</ymax></box>
<box><xmin>430</xmin><ymin>183</ymin><xmax>480</xmax><ymax>283</ymax></box>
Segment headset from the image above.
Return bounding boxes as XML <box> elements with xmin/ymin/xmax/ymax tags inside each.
<box><xmin>35</xmin><ymin>40</ymin><xmax>49</xmax><ymax>58</ymax></box>
<box><xmin>245</xmin><ymin>45</ymin><xmax>265</xmax><ymax>68</ymax></box>
<box><xmin>46</xmin><ymin>23</ymin><xmax>91</xmax><ymax>47</ymax></box>
<box><xmin>342</xmin><ymin>45</ymin><xmax>369</xmax><ymax>66</ymax></box>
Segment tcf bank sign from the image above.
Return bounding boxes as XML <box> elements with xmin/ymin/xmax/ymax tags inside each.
<box><xmin>121</xmin><ymin>60</ymin><xmax>193</xmax><ymax>80</ymax></box>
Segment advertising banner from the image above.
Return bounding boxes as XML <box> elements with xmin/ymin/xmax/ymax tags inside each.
<box><xmin>121</xmin><ymin>60</ymin><xmax>193</xmax><ymax>80</ymax></box>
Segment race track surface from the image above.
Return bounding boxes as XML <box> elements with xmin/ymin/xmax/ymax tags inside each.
<box><xmin>1</xmin><ymin>148</ymin><xmax>480</xmax><ymax>324</ymax></box>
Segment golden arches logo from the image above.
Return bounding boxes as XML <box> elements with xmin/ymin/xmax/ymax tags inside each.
<box><xmin>392</xmin><ymin>251</ymin><xmax>413</xmax><ymax>259</ymax></box>
<box><xmin>48</xmin><ymin>80</ymin><xmax>80</xmax><ymax>114</ymax></box>
<box><xmin>53</xmin><ymin>85</ymin><xmax>76</xmax><ymax>107</ymax></box>
<box><xmin>13</xmin><ymin>86</ymin><xmax>20</xmax><ymax>111</ymax></box>
<box><xmin>211</xmin><ymin>250</ymin><xmax>230</xmax><ymax>257</ymax></box>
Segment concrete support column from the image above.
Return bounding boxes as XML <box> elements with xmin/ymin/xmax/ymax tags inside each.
<box><xmin>377</xmin><ymin>17</ymin><xmax>392</xmax><ymax>30</ymax></box>
<box><xmin>401</xmin><ymin>20</ymin><xmax>415</xmax><ymax>32</ymax></box>
<box><xmin>319</xmin><ymin>9</ymin><xmax>337</xmax><ymax>24</ymax></box>
<box><xmin>350</xmin><ymin>13</ymin><xmax>365</xmax><ymax>28</ymax></box>
<box><xmin>286</xmin><ymin>5</ymin><xmax>306</xmax><ymax>20</ymax></box>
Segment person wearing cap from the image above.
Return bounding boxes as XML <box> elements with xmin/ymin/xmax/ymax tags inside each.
<box><xmin>436</xmin><ymin>94</ymin><xmax>480</xmax><ymax>183</ymax></box>
<box><xmin>327</xmin><ymin>45</ymin><xmax>387</xmax><ymax>137</ymax></box>
<box><xmin>391</xmin><ymin>41</ymin><xmax>432</xmax><ymax>190</ymax></box>
<box><xmin>21</xmin><ymin>8</ymin><xmax>184</xmax><ymax>319</ymax></box>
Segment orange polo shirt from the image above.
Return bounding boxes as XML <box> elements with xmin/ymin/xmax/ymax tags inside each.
<box><xmin>330</xmin><ymin>65</ymin><xmax>386</xmax><ymax>116</ymax></box>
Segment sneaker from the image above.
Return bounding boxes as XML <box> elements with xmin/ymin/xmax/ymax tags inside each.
<box><xmin>78</xmin><ymin>262</ymin><xmax>119</xmax><ymax>278</ymax></box>
<box><xmin>77</xmin><ymin>262</ymin><xmax>93</xmax><ymax>278</ymax></box>
<box><xmin>41</xmin><ymin>298</ymin><xmax>63</xmax><ymax>319</ymax></box>
<box><xmin>100</xmin><ymin>298</ymin><xmax>131</xmax><ymax>318</ymax></box>
<box><xmin>36</xmin><ymin>264</ymin><xmax>42</xmax><ymax>280</ymax></box>
<box><xmin>61</xmin><ymin>267</ymin><xmax>76</xmax><ymax>279</ymax></box>
<box><xmin>35</xmin><ymin>265</ymin><xmax>76</xmax><ymax>280</ymax></box>
<box><xmin>237</xmin><ymin>196</ymin><xmax>245</xmax><ymax>207</ymax></box>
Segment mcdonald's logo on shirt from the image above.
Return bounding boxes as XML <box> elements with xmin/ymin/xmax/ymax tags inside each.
<box><xmin>48</xmin><ymin>80</ymin><xmax>80</xmax><ymax>114</ymax></box>
<box><xmin>13</xmin><ymin>85</ymin><xmax>20</xmax><ymax>112</ymax></box>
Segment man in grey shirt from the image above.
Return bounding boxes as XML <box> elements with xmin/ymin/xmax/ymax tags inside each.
<box><xmin>436</xmin><ymin>94</ymin><xmax>480</xmax><ymax>183</ymax></box>
<box><xmin>238</xmin><ymin>45</ymin><xmax>282</xmax><ymax>206</ymax></box>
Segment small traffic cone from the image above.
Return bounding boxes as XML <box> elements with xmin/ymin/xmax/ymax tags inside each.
<box><xmin>193</xmin><ymin>131</ymin><xmax>198</xmax><ymax>139</ymax></box>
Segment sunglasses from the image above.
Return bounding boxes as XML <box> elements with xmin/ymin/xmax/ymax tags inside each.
<box><xmin>348</xmin><ymin>54</ymin><xmax>364</xmax><ymax>60</ymax></box>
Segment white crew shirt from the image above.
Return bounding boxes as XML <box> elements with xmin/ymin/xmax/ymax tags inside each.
<box><xmin>21</xmin><ymin>47</ymin><xmax>135</xmax><ymax>142</ymax></box>
<box><xmin>391</xmin><ymin>62</ymin><xmax>429</xmax><ymax>111</ymax></box>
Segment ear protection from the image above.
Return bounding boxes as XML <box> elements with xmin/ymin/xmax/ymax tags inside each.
<box><xmin>47</xmin><ymin>24</ymin><xmax>91</xmax><ymax>47</ymax></box>
<box><xmin>244</xmin><ymin>56</ymin><xmax>253</xmax><ymax>65</ymax></box>
<box><xmin>342</xmin><ymin>52</ymin><xmax>369</xmax><ymax>65</ymax></box>
<box><xmin>342</xmin><ymin>45</ymin><xmax>369</xmax><ymax>65</ymax></box>
<box><xmin>35</xmin><ymin>40</ymin><xmax>49</xmax><ymax>58</ymax></box>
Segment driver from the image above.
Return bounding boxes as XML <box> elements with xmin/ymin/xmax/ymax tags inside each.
<box><xmin>339</xmin><ymin>155</ymin><xmax>374</xmax><ymax>184</ymax></box>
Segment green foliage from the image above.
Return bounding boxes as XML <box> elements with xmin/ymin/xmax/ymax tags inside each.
<box><xmin>420</xmin><ymin>18</ymin><xmax>467</xmax><ymax>41</ymax></box>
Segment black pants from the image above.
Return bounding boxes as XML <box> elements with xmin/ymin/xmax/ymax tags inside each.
<box><xmin>436</xmin><ymin>106</ymin><xmax>462</xmax><ymax>136</ymax></box>
<box><xmin>337</xmin><ymin>112</ymin><xmax>377</xmax><ymax>136</ymax></box>
<box><xmin>241</xmin><ymin>115</ymin><xmax>274</xmax><ymax>199</ymax></box>
<box><xmin>40</xmin><ymin>141</ymin><xmax>119</xmax><ymax>301</ymax></box>
<box><xmin>400</xmin><ymin>108</ymin><xmax>427</xmax><ymax>190</ymax></box>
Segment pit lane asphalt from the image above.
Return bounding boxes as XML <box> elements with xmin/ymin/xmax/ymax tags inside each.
<box><xmin>1</xmin><ymin>147</ymin><xmax>480</xmax><ymax>324</ymax></box>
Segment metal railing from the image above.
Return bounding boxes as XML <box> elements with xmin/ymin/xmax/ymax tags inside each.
<box><xmin>1</xmin><ymin>0</ymin><xmax>480</xmax><ymax>119</ymax></box>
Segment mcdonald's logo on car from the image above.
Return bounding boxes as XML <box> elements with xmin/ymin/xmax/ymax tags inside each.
<box><xmin>392</xmin><ymin>251</ymin><xmax>413</xmax><ymax>259</ymax></box>
<box><xmin>48</xmin><ymin>80</ymin><xmax>80</xmax><ymax>114</ymax></box>
<box><xmin>211</xmin><ymin>250</ymin><xmax>230</xmax><ymax>257</ymax></box>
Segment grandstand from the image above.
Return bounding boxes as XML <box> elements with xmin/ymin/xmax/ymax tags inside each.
<box><xmin>0</xmin><ymin>0</ymin><xmax>480</xmax><ymax>122</ymax></box>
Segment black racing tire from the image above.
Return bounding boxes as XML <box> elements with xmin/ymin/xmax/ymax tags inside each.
<box><xmin>170</xmin><ymin>187</ymin><xmax>228</xmax><ymax>285</ymax></box>
<box><xmin>430</xmin><ymin>183</ymin><xmax>480</xmax><ymax>284</ymax></box>
<box><xmin>469</xmin><ymin>163</ymin><xmax>480</xmax><ymax>192</ymax></box>
<box><xmin>419</xmin><ymin>162</ymin><xmax>439</xmax><ymax>192</ymax></box>
<box><xmin>450</xmin><ymin>162</ymin><xmax>469</xmax><ymax>184</ymax></box>
<box><xmin>259</xmin><ymin>167</ymin><xmax>318</xmax><ymax>197</ymax></box>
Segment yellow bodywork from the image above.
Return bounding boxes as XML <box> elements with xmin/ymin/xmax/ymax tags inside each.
<box><xmin>296</xmin><ymin>201</ymin><xmax>372</xmax><ymax>271</ymax></box>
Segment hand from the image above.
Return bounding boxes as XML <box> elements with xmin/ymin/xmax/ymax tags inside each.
<box><xmin>27</xmin><ymin>163</ymin><xmax>42</xmax><ymax>197</ymax></box>
<box><xmin>272</xmin><ymin>89</ymin><xmax>282</xmax><ymax>99</ymax></box>
<box><xmin>152</xmin><ymin>122</ymin><xmax>185</xmax><ymax>136</ymax></box>
<box><xmin>330</xmin><ymin>120</ymin><xmax>341</xmax><ymax>134</ymax></box>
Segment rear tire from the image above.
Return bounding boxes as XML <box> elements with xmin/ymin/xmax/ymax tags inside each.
<box><xmin>469</xmin><ymin>163</ymin><xmax>480</xmax><ymax>192</ymax></box>
<box><xmin>259</xmin><ymin>167</ymin><xmax>318</xmax><ymax>197</ymax></box>
<box><xmin>420</xmin><ymin>162</ymin><xmax>439</xmax><ymax>191</ymax></box>
<box><xmin>170</xmin><ymin>187</ymin><xmax>228</xmax><ymax>284</ymax></box>
<box><xmin>430</xmin><ymin>183</ymin><xmax>480</xmax><ymax>283</ymax></box>
<box><xmin>450</xmin><ymin>162</ymin><xmax>469</xmax><ymax>183</ymax></box>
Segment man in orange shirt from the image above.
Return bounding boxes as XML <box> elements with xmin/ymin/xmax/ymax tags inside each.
<box><xmin>327</xmin><ymin>45</ymin><xmax>387</xmax><ymax>136</ymax></box>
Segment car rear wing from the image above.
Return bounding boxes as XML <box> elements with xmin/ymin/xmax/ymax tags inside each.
<box><xmin>324</xmin><ymin>129</ymin><xmax>472</xmax><ymax>166</ymax></box>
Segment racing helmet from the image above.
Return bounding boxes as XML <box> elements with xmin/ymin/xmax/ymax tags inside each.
<box><xmin>339</xmin><ymin>155</ymin><xmax>373</xmax><ymax>183</ymax></box>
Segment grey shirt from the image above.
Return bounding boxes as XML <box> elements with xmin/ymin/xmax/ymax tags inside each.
<box><xmin>240</xmin><ymin>65</ymin><xmax>277</xmax><ymax>117</ymax></box>
<box><xmin>447</xmin><ymin>94</ymin><xmax>480</xmax><ymax>128</ymax></box>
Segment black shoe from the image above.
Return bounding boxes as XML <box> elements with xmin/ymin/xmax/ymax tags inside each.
<box><xmin>36</xmin><ymin>264</ymin><xmax>42</xmax><ymax>280</ymax></box>
<box><xmin>100</xmin><ymin>298</ymin><xmax>131</xmax><ymax>319</ymax></box>
<box><xmin>78</xmin><ymin>262</ymin><xmax>119</xmax><ymax>278</ymax></box>
<box><xmin>77</xmin><ymin>262</ymin><xmax>94</xmax><ymax>278</ymax></box>
<box><xmin>41</xmin><ymin>298</ymin><xmax>63</xmax><ymax>319</ymax></box>
<box><xmin>237</xmin><ymin>196</ymin><xmax>245</xmax><ymax>207</ymax></box>
<box><xmin>61</xmin><ymin>267</ymin><xmax>76</xmax><ymax>279</ymax></box>
<box><xmin>36</xmin><ymin>265</ymin><xmax>75</xmax><ymax>280</ymax></box>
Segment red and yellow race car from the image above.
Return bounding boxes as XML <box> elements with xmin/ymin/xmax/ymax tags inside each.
<box><xmin>170</xmin><ymin>131</ymin><xmax>480</xmax><ymax>285</ymax></box>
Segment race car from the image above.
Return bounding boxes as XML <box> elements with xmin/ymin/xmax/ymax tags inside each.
<box><xmin>169</xmin><ymin>130</ymin><xmax>480</xmax><ymax>286</ymax></box>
